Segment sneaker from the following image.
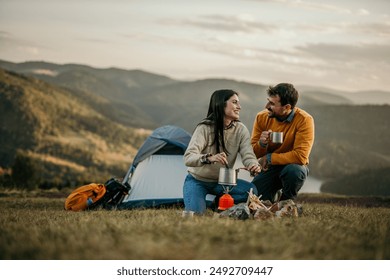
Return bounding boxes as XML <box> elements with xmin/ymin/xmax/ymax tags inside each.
<box><xmin>273</xmin><ymin>190</ymin><xmax>282</xmax><ymax>203</ymax></box>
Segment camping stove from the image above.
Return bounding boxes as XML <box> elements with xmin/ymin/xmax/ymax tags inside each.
<box><xmin>218</xmin><ymin>185</ymin><xmax>235</xmax><ymax>211</ymax></box>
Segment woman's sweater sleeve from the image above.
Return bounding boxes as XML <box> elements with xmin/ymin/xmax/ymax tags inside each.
<box><xmin>184</xmin><ymin>125</ymin><xmax>208</xmax><ymax>167</ymax></box>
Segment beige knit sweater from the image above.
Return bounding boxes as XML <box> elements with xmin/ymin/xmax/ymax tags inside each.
<box><xmin>184</xmin><ymin>121</ymin><xmax>258</xmax><ymax>182</ymax></box>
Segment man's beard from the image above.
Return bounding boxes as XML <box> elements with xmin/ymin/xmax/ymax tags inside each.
<box><xmin>268</xmin><ymin>109</ymin><xmax>276</xmax><ymax>118</ymax></box>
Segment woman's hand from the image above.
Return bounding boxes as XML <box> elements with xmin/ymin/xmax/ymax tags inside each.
<box><xmin>208</xmin><ymin>152</ymin><xmax>228</xmax><ymax>165</ymax></box>
<box><xmin>247</xmin><ymin>163</ymin><xmax>262</xmax><ymax>176</ymax></box>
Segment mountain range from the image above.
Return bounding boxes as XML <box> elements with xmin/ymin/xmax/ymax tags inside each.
<box><xmin>1</xmin><ymin>60</ymin><xmax>389</xmax><ymax>195</ymax></box>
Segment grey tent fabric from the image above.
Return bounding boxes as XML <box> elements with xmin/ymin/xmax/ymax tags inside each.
<box><xmin>131</xmin><ymin>125</ymin><xmax>191</xmax><ymax>169</ymax></box>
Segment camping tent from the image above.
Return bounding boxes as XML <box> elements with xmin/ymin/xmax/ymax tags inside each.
<box><xmin>119</xmin><ymin>125</ymin><xmax>192</xmax><ymax>209</ymax></box>
<box><xmin>119</xmin><ymin>125</ymin><xmax>254</xmax><ymax>209</ymax></box>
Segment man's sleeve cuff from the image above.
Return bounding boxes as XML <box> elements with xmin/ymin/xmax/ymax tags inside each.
<box><xmin>266</xmin><ymin>153</ymin><xmax>272</xmax><ymax>165</ymax></box>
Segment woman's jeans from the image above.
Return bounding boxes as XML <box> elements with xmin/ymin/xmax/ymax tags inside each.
<box><xmin>252</xmin><ymin>164</ymin><xmax>309</xmax><ymax>202</ymax></box>
<box><xmin>183</xmin><ymin>173</ymin><xmax>258</xmax><ymax>214</ymax></box>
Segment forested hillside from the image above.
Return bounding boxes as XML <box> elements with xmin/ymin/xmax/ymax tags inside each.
<box><xmin>0</xmin><ymin>69</ymin><xmax>149</xmax><ymax>187</ymax></box>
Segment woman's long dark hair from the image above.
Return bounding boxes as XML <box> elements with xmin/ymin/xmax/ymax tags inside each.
<box><xmin>198</xmin><ymin>89</ymin><xmax>238</xmax><ymax>154</ymax></box>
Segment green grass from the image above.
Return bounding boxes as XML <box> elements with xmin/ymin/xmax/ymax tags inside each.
<box><xmin>0</xmin><ymin>192</ymin><xmax>389</xmax><ymax>260</ymax></box>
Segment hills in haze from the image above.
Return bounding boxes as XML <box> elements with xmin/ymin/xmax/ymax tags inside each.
<box><xmin>0</xmin><ymin>60</ymin><xmax>389</xmax><ymax>195</ymax></box>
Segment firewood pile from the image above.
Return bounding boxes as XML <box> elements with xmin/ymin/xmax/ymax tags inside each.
<box><xmin>219</xmin><ymin>188</ymin><xmax>302</xmax><ymax>220</ymax></box>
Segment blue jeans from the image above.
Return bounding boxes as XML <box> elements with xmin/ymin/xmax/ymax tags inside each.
<box><xmin>252</xmin><ymin>164</ymin><xmax>309</xmax><ymax>202</ymax></box>
<box><xmin>183</xmin><ymin>173</ymin><xmax>258</xmax><ymax>214</ymax></box>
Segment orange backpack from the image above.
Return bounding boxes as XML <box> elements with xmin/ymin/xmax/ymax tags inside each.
<box><xmin>64</xmin><ymin>178</ymin><xmax>131</xmax><ymax>211</ymax></box>
<box><xmin>65</xmin><ymin>183</ymin><xmax>107</xmax><ymax>211</ymax></box>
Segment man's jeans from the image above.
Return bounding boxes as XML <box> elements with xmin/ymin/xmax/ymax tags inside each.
<box><xmin>183</xmin><ymin>173</ymin><xmax>258</xmax><ymax>214</ymax></box>
<box><xmin>252</xmin><ymin>164</ymin><xmax>309</xmax><ymax>202</ymax></box>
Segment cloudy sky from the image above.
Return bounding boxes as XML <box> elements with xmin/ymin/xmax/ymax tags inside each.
<box><xmin>1</xmin><ymin>0</ymin><xmax>389</xmax><ymax>91</ymax></box>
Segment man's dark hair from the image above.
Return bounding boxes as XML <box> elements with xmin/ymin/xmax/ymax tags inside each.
<box><xmin>267</xmin><ymin>83</ymin><xmax>299</xmax><ymax>108</ymax></box>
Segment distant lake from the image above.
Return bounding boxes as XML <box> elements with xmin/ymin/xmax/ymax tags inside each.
<box><xmin>301</xmin><ymin>176</ymin><xmax>322</xmax><ymax>193</ymax></box>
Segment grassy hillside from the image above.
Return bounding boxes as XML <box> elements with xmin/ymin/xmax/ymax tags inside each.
<box><xmin>0</xmin><ymin>69</ymin><xmax>149</xmax><ymax>187</ymax></box>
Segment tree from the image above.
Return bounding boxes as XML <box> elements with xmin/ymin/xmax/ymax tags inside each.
<box><xmin>11</xmin><ymin>151</ymin><xmax>40</xmax><ymax>189</ymax></box>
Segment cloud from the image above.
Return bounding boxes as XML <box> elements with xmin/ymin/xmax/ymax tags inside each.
<box><xmin>75</xmin><ymin>37</ymin><xmax>112</xmax><ymax>44</ymax></box>
<box><xmin>357</xmin><ymin>9</ymin><xmax>370</xmax><ymax>16</ymax></box>
<box><xmin>160</xmin><ymin>14</ymin><xmax>277</xmax><ymax>34</ymax></box>
<box><xmin>348</xmin><ymin>21</ymin><xmax>390</xmax><ymax>37</ymax></box>
<box><xmin>247</xmin><ymin>0</ymin><xmax>353</xmax><ymax>14</ymax></box>
<box><xmin>296</xmin><ymin>43</ymin><xmax>390</xmax><ymax>64</ymax></box>
<box><xmin>0</xmin><ymin>31</ymin><xmax>12</xmax><ymax>38</ymax></box>
<box><xmin>292</xmin><ymin>20</ymin><xmax>390</xmax><ymax>38</ymax></box>
<box><xmin>0</xmin><ymin>30</ymin><xmax>48</xmax><ymax>57</ymax></box>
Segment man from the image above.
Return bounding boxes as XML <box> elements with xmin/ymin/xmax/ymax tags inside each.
<box><xmin>251</xmin><ymin>83</ymin><xmax>314</xmax><ymax>202</ymax></box>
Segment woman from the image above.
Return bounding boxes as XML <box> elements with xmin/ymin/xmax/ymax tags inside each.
<box><xmin>183</xmin><ymin>89</ymin><xmax>261</xmax><ymax>214</ymax></box>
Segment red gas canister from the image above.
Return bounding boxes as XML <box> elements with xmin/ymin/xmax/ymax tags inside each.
<box><xmin>218</xmin><ymin>193</ymin><xmax>234</xmax><ymax>210</ymax></box>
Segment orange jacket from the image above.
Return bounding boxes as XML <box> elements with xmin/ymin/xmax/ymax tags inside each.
<box><xmin>251</xmin><ymin>108</ymin><xmax>315</xmax><ymax>165</ymax></box>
